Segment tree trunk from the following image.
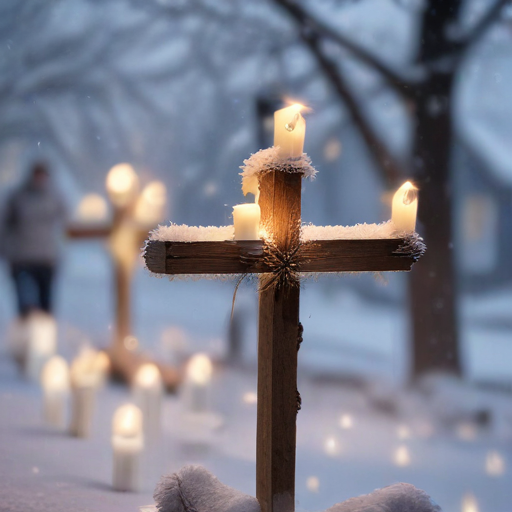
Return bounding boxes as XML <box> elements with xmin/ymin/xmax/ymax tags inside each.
<box><xmin>409</xmin><ymin>0</ymin><xmax>463</xmax><ymax>378</ymax></box>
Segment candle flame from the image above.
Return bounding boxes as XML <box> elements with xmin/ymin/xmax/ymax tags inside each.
<box><xmin>135</xmin><ymin>363</ymin><xmax>161</xmax><ymax>388</ymax></box>
<box><xmin>401</xmin><ymin>181</ymin><xmax>418</xmax><ymax>205</ymax></box>
<box><xmin>187</xmin><ymin>353</ymin><xmax>213</xmax><ymax>385</ymax></box>
<box><xmin>113</xmin><ymin>403</ymin><xmax>143</xmax><ymax>437</ymax></box>
<box><xmin>106</xmin><ymin>163</ymin><xmax>139</xmax><ymax>206</ymax></box>
<box><xmin>41</xmin><ymin>356</ymin><xmax>69</xmax><ymax>390</ymax></box>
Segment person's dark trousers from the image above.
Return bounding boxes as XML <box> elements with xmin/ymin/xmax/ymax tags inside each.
<box><xmin>10</xmin><ymin>263</ymin><xmax>55</xmax><ymax>316</ymax></box>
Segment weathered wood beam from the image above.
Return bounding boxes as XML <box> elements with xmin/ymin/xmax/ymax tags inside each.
<box><xmin>143</xmin><ymin>237</ymin><xmax>424</xmax><ymax>275</ymax></box>
<box><xmin>66</xmin><ymin>224</ymin><xmax>112</xmax><ymax>239</ymax></box>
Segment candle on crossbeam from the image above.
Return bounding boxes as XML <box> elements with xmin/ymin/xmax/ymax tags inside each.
<box><xmin>41</xmin><ymin>356</ymin><xmax>70</xmax><ymax>429</ymax></box>
<box><xmin>106</xmin><ymin>163</ymin><xmax>139</xmax><ymax>208</ymax></box>
<box><xmin>233</xmin><ymin>203</ymin><xmax>261</xmax><ymax>240</ymax></box>
<box><xmin>134</xmin><ymin>181</ymin><xmax>167</xmax><ymax>227</ymax></box>
<box><xmin>76</xmin><ymin>193</ymin><xmax>109</xmax><ymax>222</ymax></box>
<box><xmin>274</xmin><ymin>103</ymin><xmax>306</xmax><ymax>159</ymax></box>
<box><xmin>182</xmin><ymin>353</ymin><xmax>212</xmax><ymax>414</ymax></box>
<box><xmin>133</xmin><ymin>363</ymin><xmax>163</xmax><ymax>440</ymax></box>
<box><xmin>112</xmin><ymin>404</ymin><xmax>144</xmax><ymax>492</ymax></box>
<box><xmin>25</xmin><ymin>312</ymin><xmax>57</xmax><ymax>382</ymax></box>
<box><xmin>69</xmin><ymin>348</ymin><xmax>109</xmax><ymax>438</ymax></box>
<box><xmin>392</xmin><ymin>181</ymin><xmax>418</xmax><ymax>232</ymax></box>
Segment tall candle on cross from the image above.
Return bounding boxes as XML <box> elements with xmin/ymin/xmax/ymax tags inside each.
<box><xmin>274</xmin><ymin>103</ymin><xmax>306</xmax><ymax>159</ymax></box>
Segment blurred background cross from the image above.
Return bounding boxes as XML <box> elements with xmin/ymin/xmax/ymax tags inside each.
<box><xmin>67</xmin><ymin>163</ymin><xmax>179</xmax><ymax>389</ymax></box>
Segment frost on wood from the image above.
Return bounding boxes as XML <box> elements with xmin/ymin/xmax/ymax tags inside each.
<box><xmin>240</xmin><ymin>147</ymin><xmax>317</xmax><ymax>196</ymax></box>
<box><xmin>149</xmin><ymin>465</ymin><xmax>440</xmax><ymax>512</ymax></box>
<box><xmin>301</xmin><ymin>220</ymin><xmax>397</xmax><ymax>241</ymax></box>
<box><xmin>150</xmin><ymin>224</ymin><xmax>235</xmax><ymax>242</ymax></box>
<box><xmin>153</xmin><ymin>465</ymin><xmax>260</xmax><ymax>512</ymax></box>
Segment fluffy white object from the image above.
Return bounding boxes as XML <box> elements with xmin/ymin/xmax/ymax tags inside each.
<box><xmin>301</xmin><ymin>221</ymin><xmax>398</xmax><ymax>241</ymax></box>
<box><xmin>151</xmin><ymin>466</ymin><xmax>440</xmax><ymax>512</ymax></box>
<box><xmin>326</xmin><ymin>482</ymin><xmax>441</xmax><ymax>512</ymax></box>
<box><xmin>240</xmin><ymin>147</ymin><xmax>317</xmax><ymax>196</ymax></box>
<box><xmin>150</xmin><ymin>224</ymin><xmax>235</xmax><ymax>242</ymax></box>
<box><xmin>153</xmin><ymin>465</ymin><xmax>260</xmax><ymax>512</ymax></box>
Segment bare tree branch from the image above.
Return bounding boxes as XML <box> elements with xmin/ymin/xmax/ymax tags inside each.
<box><xmin>454</xmin><ymin>0</ymin><xmax>509</xmax><ymax>54</ymax></box>
<box><xmin>273</xmin><ymin>0</ymin><xmax>420</xmax><ymax>99</ymax></box>
<box><xmin>295</xmin><ymin>26</ymin><xmax>406</xmax><ymax>184</ymax></box>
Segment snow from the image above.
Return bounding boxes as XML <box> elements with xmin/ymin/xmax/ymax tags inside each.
<box><xmin>149</xmin><ymin>220</ymin><xmax>398</xmax><ymax>244</ymax></box>
<box><xmin>301</xmin><ymin>221</ymin><xmax>396</xmax><ymax>241</ymax></box>
<box><xmin>240</xmin><ymin>147</ymin><xmax>317</xmax><ymax>197</ymax></box>
<box><xmin>150</xmin><ymin>224</ymin><xmax>234</xmax><ymax>243</ymax></box>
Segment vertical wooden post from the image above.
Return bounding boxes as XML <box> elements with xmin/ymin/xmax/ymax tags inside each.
<box><xmin>256</xmin><ymin>170</ymin><xmax>302</xmax><ymax>512</ymax></box>
<box><xmin>111</xmin><ymin>207</ymin><xmax>135</xmax><ymax>352</ymax></box>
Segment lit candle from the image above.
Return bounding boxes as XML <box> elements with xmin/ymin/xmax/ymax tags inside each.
<box><xmin>181</xmin><ymin>353</ymin><xmax>212</xmax><ymax>414</ymax></box>
<box><xmin>233</xmin><ymin>204</ymin><xmax>261</xmax><ymax>240</ymax></box>
<box><xmin>391</xmin><ymin>181</ymin><xmax>418</xmax><ymax>232</ymax></box>
<box><xmin>25</xmin><ymin>312</ymin><xmax>57</xmax><ymax>382</ymax></box>
<box><xmin>274</xmin><ymin>103</ymin><xmax>306</xmax><ymax>159</ymax></box>
<box><xmin>41</xmin><ymin>356</ymin><xmax>70</xmax><ymax>429</ymax></box>
<box><xmin>133</xmin><ymin>363</ymin><xmax>163</xmax><ymax>440</ymax></box>
<box><xmin>112</xmin><ymin>404</ymin><xmax>144</xmax><ymax>492</ymax></box>
<box><xmin>134</xmin><ymin>181</ymin><xmax>167</xmax><ymax>227</ymax></box>
<box><xmin>76</xmin><ymin>194</ymin><xmax>109</xmax><ymax>222</ymax></box>
<box><xmin>106</xmin><ymin>163</ymin><xmax>139</xmax><ymax>208</ymax></box>
<box><xmin>69</xmin><ymin>348</ymin><xmax>109</xmax><ymax>438</ymax></box>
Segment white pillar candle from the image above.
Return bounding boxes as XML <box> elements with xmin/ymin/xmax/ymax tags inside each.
<box><xmin>391</xmin><ymin>181</ymin><xmax>418</xmax><ymax>232</ymax></box>
<box><xmin>274</xmin><ymin>103</ymin><xmax>306</xmax><ymax>159</ymax></box>
<box><xmin>112</xmin><ymin>404</ymin><xmax>144</xmax><ymax>492</ymax></box>
<box><xmin>41</xmin><ymin>356</ymin><xmax>70</xmax><ymax>429</ymax></box>
<box><xmin>182</xmin><ymin>353</ymin><xmax>212</xmax><ymax>414</ymax></box>
<box><xmin>233</xmin><ymin>204</ymin><xmax>261</xmax><ymax>240</ymax></box>
<box><xmin>69</xmin><ymin>348</ymin><xmax>107</xmax><ymax>438</ymax></box>
<box><xmin>133</xmin><ymin>363</ymin><xmax>163</xmax><ymax>440</ymax></box>
<box><xmin>25</xmin><ymin>312</ymin><xmax>57</xmax><ymax>382</ymax></box>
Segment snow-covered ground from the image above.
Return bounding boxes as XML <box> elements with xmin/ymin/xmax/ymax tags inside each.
<box><xmin>1</xmin><ymin>343</ymin><xmax>511</xmax><ymax>512</ymax></box>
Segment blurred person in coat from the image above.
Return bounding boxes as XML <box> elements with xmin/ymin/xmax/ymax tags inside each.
<box><xmin>0</xmin><ymin>162</ymin><xmax>67</xmax><ymax>317</ymax></box>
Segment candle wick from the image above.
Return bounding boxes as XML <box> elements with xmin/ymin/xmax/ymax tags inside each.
<box><xmin>285</xmin><ymin>113</ymin><xmax>300</xmax><ymax>132</ymax></box>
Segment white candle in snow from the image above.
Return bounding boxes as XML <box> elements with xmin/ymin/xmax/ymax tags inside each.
<box><xmin>69</xmin><ymin>348</ymin><xmax>107</xmax><ymax>438</ymax></box>
<box><xmin>391</xmin><ymin>181</ymin><xmax>418</xmax><ymax>232</ymax></box>
<box><xmin>112</xmin><ymin>404</ymin><xmax>144</xmax><ymax>492</ymax></box>
<box><xmin>274</xmin><ymin>103</ymin><xmax>306</xmax><ymax>159</ymax></box>
<box><xmin>133</xmin><ymin>363</ymin><xmax>163</xmax><ymax>440</ymax></box>
<box><xmin>182</xmin><ymin>353</ymin><xmax>212</xmax><ymax>414</ymax></box>
<box><xmin>41</xmin><ymin>356</ymin><xmax>70</xmax><ymax>429</ymax></box>
<box><xmin>24</xmin><ymin>312</ymin><xmax>57</xmax><ymax>382</ymax></box>
<box><xmin>233</xmin><ymin>204</ymin><xmax>261</xmax><ymax>240</ymax></box>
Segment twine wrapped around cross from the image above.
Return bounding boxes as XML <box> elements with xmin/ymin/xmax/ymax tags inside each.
<box><xmin>144</xmin><ymin>148</ymin><xmax>425</xmax><ymax>512</ymax></box>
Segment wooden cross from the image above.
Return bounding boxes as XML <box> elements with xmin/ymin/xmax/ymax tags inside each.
<box><xmin>144</xmin><ymin>167</ymin><xmax>424</xmax><ymax>512</ymax></box>
<box><xmin>67</xmin><ymin>198</ymin><xmax>180</xmax><ymax>391</ymax></box>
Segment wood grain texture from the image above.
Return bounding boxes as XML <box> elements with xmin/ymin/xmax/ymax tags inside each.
<box><xmin>256</xmin><ymin>171</ymin><xmax>302</xmax><ymax>512</ymax></box>
<box><xmin>143</xmin><ymin>238</ymin><xmax>419</xmax><ymax>275</ymax></box>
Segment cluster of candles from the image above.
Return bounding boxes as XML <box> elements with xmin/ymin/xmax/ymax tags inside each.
<box><xmin>232</xmin><ymin>103</ymin><xmax>418</xmax><ymax>241</ymax></box>
<box><xmin>37</xmin><ymin>347</ymin><xmax>216</xmax><ymax>492</ymax></box>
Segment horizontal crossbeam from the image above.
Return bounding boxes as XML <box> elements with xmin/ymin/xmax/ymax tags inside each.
<box><xmin>144</xmin><ymin>237</ymin><xmax>423</xmax><ymax>275</ymax></box>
